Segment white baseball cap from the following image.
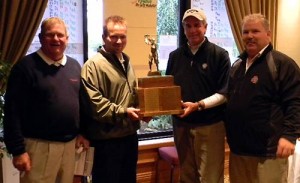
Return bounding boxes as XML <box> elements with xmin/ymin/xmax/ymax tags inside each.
<box><xmin>182</xmin><ymin>8</ymin><xmax>207</xmax><ymax>23</ymax></box>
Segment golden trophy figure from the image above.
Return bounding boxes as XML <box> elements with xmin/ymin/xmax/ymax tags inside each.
<box><xmin>136</xmin><ymin>35</ymin><xmax>183</xmax><ymax>117</ymax></box>
<box><xmin>144</xmin><ymin>35</ymin><xmax>161</xmax><ymax>76</ymax></box>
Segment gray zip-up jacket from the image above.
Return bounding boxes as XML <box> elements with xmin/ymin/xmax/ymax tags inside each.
<box><xmin>80</xmin><ymin>49</ymin><xmax>139</xmax><ymax>140</ymax></box>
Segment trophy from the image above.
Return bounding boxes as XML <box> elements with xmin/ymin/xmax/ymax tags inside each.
<box><xmin>144</xmin><ymin>35</ymin><xmax>161</xmax><ymax>76</ymax></box>
<box><xmin>136</xmin><ymin>35</ymin><xmax>183</xmax><ymax>117</ymax></box>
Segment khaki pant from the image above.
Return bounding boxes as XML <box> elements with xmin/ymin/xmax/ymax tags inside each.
<box><xmin>229</xmin><ymin>152</ymin><xmax>288</xmax><ymax>183</ymax></box>
<box><xmin>21</xmin><ymin>138</ymin><xmax>76</xmax><ymax>183</ymax></box>
<box><xmin>173</xmin><ymin>120</ymin><xmax>225</xmax><ymax>183</ymax></box>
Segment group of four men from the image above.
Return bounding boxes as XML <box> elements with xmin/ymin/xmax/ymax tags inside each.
<box><xmin>3</xmin><ymin>7</ymin><xmax>300</xmax><ymax>183</ymax></box>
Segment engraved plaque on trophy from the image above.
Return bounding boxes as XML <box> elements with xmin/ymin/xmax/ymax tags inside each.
<box><xmin>136</xmin><ymin>35</ymin><xmax>183</xmax><ymax>117</ymax></box>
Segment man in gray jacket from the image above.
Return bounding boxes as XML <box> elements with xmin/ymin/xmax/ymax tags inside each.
<box><xmin>80</xmin><ymin>15</ymin><xmax>141</xmax><ymax>183</ymax></box>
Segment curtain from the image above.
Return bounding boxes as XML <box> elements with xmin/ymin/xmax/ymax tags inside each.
<box><xmin>225</xmin><ymin>0</ymin><xmax>278</xmax><ymax>52</ymax></box>
<box><xmin>0</xmin><ymin>0</ymin><xmax>48</xmax><ymax>65</ymax></box>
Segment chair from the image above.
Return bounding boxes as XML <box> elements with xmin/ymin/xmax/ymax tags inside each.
<box><xmin>158</xmin><ymin>146</ymin><xmax>179</xmax><ymax>183</ymax></box>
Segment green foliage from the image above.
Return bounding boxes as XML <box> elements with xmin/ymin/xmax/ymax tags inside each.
<box><xmin>157</xmin><ymin>0</ymin><xmax>179</xmax><ymax>36</ymax></box>
<box><xmin>148</xmin><ymin>115</ymin><xmax>172</xmax><ymax>130</ymax></box>
<box><xmin>0</xmin><ymin>53</ymin><xmax>11</xmax><ymax>157</ymax></box>
<box><xmin>0</xmin><ymin>53</ymin><xmax>12</xmax><ymax>128</ymax></box>
<box><xmin>0</xmin><ymin>95</ymin><xmax>4</xmax><ymax>129</ymax></box>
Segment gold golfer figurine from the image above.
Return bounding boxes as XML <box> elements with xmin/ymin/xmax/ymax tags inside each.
<box><xmin>144</xmin><ymin>35</ymin><xmax>160</xmax><ymax>76</ymax></box>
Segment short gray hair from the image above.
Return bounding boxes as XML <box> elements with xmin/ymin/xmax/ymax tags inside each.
<box><xmin>242</xmin><ymin>13</ymin><xmax>270</xmax><ymax>31</ymax></box>
<box><xmin>40</xmin><ymin>17</ymin><xmax>69</xmax><ymax>36</ymax></box>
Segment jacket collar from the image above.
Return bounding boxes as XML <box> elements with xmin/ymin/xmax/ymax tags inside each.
<box><xmin>98</xmin><ymin>48</ymin><xmax>130</xmax><ymax>74</ymax></box>
<box><xmin>239</xmin><ymin>44</ymin><xmax>273</xmax><ymax>61</ymax></box>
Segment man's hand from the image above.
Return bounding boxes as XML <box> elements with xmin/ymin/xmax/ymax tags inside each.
<box><xmin>179</xmin><ymin>101</ymin><xmax>198</xmax><ymax>118</ymax></box>
<box><xmin>13</xmin><ymin>152</ymin><xmax>31</xmax><ymax>172</ymax></box>
<box><xmin>126</xmin><ymin>107</ymin><xmax>141</xmax><ymax>121</ymax></box>
<box><xmin>276</xmin><ymin>137</ymin><xmax>295</xmax><ymax>158</ymax></box>
<box><xmin>76</xmin><ymin>135</ymin><xmax>90</xmax><ymax>152</ymax></box>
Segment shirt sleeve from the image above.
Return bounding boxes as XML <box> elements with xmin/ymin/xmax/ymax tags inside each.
<box><xmin>202</xmin><ymin>93</ymin><xmax>227</xmax><ymax>109</ymax></box>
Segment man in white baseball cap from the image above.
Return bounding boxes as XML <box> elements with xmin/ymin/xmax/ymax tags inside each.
<box><xmin>166</xmin><ymin>8</ymin><xmax>230</xmax><ymax>183</ymax></box>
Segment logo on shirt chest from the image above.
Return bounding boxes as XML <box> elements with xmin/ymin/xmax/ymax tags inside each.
<box><xmin>250</xmin><ymin>75</ymin><xmax>259</xmax><ymax>84</ymax></box>
<box><xmin>69</xmin><ymin>78</ymin><xmax>79</xmax><ymax>83</ymax></box>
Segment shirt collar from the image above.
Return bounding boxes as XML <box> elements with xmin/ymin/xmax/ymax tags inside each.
<box><xmin>248</xmin><ymin>44</ymin><xmax>269</xmax><ymax>60</ymax></box>
<box><xmin>258</xmin><ymin>44</ymin><xmax>269</xmax><ymax>55</ymax></box>
<box><xmin>37</xmin><ymin>49</ymin><xmax>67</xmax><ymax>66</ymax></box>
<box><xmin>188</xmin><ymin>37</ymin><xmax>206</xmax><ymax>55</ymax></box>
<box><xmin>245</xmin><ymin>44</ymin><xmax>269</xmax><ymax>71</ymax></box>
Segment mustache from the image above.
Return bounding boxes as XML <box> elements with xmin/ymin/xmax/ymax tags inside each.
<box><xmin>246</xmin><ymin>40</ymin><xmax>256</xmax><ymax>44</ymax></box>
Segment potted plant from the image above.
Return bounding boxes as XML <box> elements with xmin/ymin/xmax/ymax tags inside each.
<box><xmin>0</xmin><ymin>53</ymin><xmax>12</xmax><ymax>158</ymax></box>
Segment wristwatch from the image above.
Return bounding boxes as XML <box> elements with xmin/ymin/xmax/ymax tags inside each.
<box><xmin>197</xmin><ymin>101</ymin><xmax>204</xmax><ymax>111</ymax></box>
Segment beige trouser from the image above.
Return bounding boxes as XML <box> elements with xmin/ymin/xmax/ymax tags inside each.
<box><xmin>21</xmin><ymin>138</ymin><xmax>76</xmax><ymax>183</ymax></box>
<box><xmin>173</xmin><ymin>120</ymin><xmax>225</xmax><ymax>183</ymax></box>
<box><xmin>229</xmin><ymin>152</ymin><xmax>288</xmax><ymax>183</ymax></box>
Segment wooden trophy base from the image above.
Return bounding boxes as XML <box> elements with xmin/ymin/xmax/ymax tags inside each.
<box><xmin>137</xmin><ymin>75</ymin><xmax>183</xmax><ymax>117</ymax></box>
<box><xmin>147</xmin><ymin>71</ymin><xmax>162</xmax><ymax>76</ymax></box>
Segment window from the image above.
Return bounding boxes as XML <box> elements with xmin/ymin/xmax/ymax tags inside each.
<box><xmin>191</xmin><ymin>0</ymin><xmax>239</xmax><ymax>62</ymax></box>
<box><xmin>157</xmin><ymin>0</ymin><xmax>179</xmax><ymax>73</ymax></box>
<box><xmin>27</xmin><ymin>0</ymin><xmax>85</xmax><ymax>66</ymax></box>
<box><xmin>86</xmin><ymin>0</ymin><xmax>103</xmax><ymax>59</ymax></box>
